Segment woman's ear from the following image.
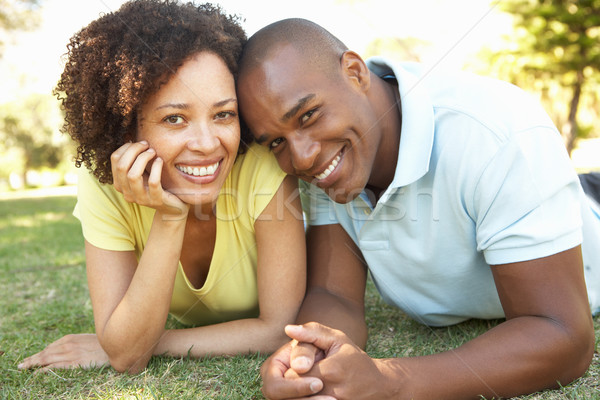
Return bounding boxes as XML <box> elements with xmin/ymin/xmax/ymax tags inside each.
<box><xmin>340</xmin><ymin>50</ymin><xmax>370</xmax><ymax>92</ymax></box>
<box><xmin>125</xmin><ymin>114</ymin><xmax>138</xmax><ymax>143</ymax></box>
<box><xmin>124</xmin><ymin>129</ymin><xmax>135</xmax><ymax>143</ymax></box>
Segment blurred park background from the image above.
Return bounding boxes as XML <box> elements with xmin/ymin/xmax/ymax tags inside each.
<box><xmin>1</xmin><ymin>0</ymin><xmax>599</xmax><ymax>194</ymax></box>
<box><xmin>2</xmin><ymin>3</ymin><xmax>600</xmax><ymax>397</ymax></box>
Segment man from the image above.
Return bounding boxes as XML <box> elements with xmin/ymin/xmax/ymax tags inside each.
<box><xmin>237</xmin><ymin>18</ymin><xmax>600</xmax><ymax>400</ymax></box>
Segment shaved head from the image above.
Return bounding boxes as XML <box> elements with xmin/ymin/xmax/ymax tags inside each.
<box><xmin>239</xmin><ymin>18</ymin><xmax>348</xmax><ymax>78</ymax></box>
<box><xmin>236</xmin><ymin>18</ymin><xmax>397</xmax><ymax>204</ymax></box>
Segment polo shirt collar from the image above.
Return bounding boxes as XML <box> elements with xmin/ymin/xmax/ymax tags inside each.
<box><xmin>366</xmin><ymin>57</ymin><xmax>435</xmax><ymax>189</ymax></box>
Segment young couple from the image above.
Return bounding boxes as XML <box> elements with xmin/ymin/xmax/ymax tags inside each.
<box><xmin>20</xmin><ymin>1</ymin><xmax>600</xmax><ymax>399</ymax></box>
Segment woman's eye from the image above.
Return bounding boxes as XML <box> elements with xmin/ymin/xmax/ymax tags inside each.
<box><xmin>270</xmin><ymin>137</ymin><xmax>285</xmax><ymax>149</ymax></box>
<box><xmin>164</xmin><ymin>115</ymin><xmax>184</xmax><ymax>124</ymax></box>
<box><xmin>215</xmin><ymin>111</ymin><xmax>236</xmax><ymax>120</ymax></box>
<box><xmin>300</xmin><ymin>109</ymin><xmax>315</xmax><ymax>124</ymax></box>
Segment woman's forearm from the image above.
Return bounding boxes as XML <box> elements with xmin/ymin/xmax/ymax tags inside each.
<box><xmin>99</xmin><ymin>214</ymin><xmax>187</xmax><ymax>372</ymax></box>
<box><xmin>153</xmin><ymin>316</ymin><xmax>292</xmax><ymax>359</ymax></box>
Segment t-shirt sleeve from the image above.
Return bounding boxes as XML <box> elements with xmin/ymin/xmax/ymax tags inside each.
<box><xmin>473</xmin><ymin>127</ymin><xmax>583</xmax><ymax>265</ymax></box>
<box><xmin>232</xmin><ymin>144</ymin><xmax>287</xmax><ymax>228</ymax></box>
<box><xmin>73</xmin><ymin>167</ymin><xmax>136</xmax><ymax>251</ymax></box>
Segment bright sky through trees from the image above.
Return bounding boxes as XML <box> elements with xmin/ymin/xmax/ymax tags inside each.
<box><xmin>0</xmin><ymin>0</ymin><xmax>512</xmax><ymax>103</ymax></box>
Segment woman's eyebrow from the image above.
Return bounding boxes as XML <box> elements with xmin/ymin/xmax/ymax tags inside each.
<box><xmin>214</xmin><ymin>98</ymin><xmax>237</xmax><ymax>108</ymax></box>
<box><xmin>154</xmin><ymin>98</ymin><xmax>236</xmax><ymax>111</ymax></box>
<box><xmin>155</xmin><ymin>103</ymin><xmax>189</xmax><ymax>111</ymax></box>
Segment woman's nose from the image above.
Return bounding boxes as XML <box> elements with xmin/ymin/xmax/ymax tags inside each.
<box><xmin>186</xmin><ymin>124</ymin><xmax>220</xmax><ymax>153</ymax></box>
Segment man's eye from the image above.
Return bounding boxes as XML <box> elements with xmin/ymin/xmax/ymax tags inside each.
<box><xmin>270</xmin><ymin>137</ymin><xmax>285</xmax><ymax>149</ymax></box>
<box><xmin>300</xmin><ymin>109</ymin><xmax>315</xmax><ymax>124</ymax></box>
<box><xmin>164</xmin><ymin>115</ymin><xmax>184</xmax><ymax>124</ymax></box>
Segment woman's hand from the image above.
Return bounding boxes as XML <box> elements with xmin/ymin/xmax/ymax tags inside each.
<box><xmin>18</xmin><ymin>333</ymin><xmax>109</xmax><ymax>372</ymax></box>
<box><xmin>111</xmin><ymin>141</ymin><xmax>188</xmax><ymax>219</ymax></box>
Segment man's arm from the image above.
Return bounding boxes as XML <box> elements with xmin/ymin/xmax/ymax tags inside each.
<box><xmin>297</xmin><ymin>223</ymin><xmax>368</xmax><ymax>346</ymax></box>
<box><xmin>388</xmin><ymin>245</ymin><xmax>594</xmax><ymax>399</ymax></box>
<box><xmin>275</xmin><ymin>245</ymin><xmax>595</xmax><ymax>400</ymax></box>
<box><xmin>260</xmin><ymin>223</ymin><xmax>368</xmax><ymax>400</ymax></box>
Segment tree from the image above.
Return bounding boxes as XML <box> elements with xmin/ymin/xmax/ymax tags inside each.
<box><xmin>0</xmin><ymin>94</ymin><xmax>68</xmax><ymax>186</ymax></box>
<box><xmin>499</xmin><ymin>0</ymin><xmax>600</xmax><ymax>154</ymax></box>
<box><xmin>0</xmin><ymin>0</ymin><xmax>43</xmax><ymax>56</ymax></box>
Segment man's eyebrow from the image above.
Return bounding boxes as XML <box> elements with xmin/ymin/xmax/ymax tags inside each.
<box><xmin>254</xmin><ymin>95</ymin><xmax>316</xmax><ymax>145</ymax></box>
<box><xmin>255</xmin><ymin>133</ymin><xmax>269</xmax><ymax>145</ymax></box>
<box><xmin>282</xmin><ymin>94</ymin><xmax>316</xmax><ymax>121</ymax></box>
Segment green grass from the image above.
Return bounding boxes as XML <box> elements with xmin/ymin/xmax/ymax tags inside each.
<box><xmin>1</xmin><ymin>193</ymin><xmax>599</xmax><ymax>399</ymax></box>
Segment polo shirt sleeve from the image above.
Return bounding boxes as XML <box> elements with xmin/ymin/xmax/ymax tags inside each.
<box><xmin>73</xmin><ymin>167</ymin><xmax>137</xmax><ymax>251</ymax></box>
<box><xmin>474</xmin><ymin>127</ymin><xmax>583</xmax><ymax>265</ymax></box>
<box><xmin>299</xmin><ymin>180</ymin><xmax>341</xmax><ymax>226</ymax></box>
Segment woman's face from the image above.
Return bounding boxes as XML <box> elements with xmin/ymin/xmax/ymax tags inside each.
<box><xmin>136</xmin><ymin>52</ymin><xmax>240</xmax><ymax>207</ymax></box>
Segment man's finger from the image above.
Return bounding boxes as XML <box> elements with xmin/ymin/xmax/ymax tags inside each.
<box><xmin>261</xmin><ymin>345</ymin><xmax>325</xmax><ymax>400</ymax></box>
<box><xmin>261</xmin><ymin>374</ymin><xmax>324</xmax><ymax>400</ymax></box>
<box><xmin>285</xmin><ymin>396</ymin><xmax>336</xmax><ymax>400</ymax></box>
<box><xmin>289</xmin><ymin>341</ymin><xmax>319</xmax><ymax>374</ymax></box>
<box><xmin>284</xmin><ymin>323</ymin><xmax>344</xmax><ymax>354</ymax></box>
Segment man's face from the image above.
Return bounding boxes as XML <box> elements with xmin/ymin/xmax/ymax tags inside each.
<box><xmin>238</xmin><ymin>45</ymin><xmax>383</xmax><ymax>204</ymax></box>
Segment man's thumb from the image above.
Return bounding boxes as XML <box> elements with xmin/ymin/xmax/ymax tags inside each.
<box><xmin>285</xmin><ymin>322</ymin><xmax>341</xmax><ymax>352</ymax></box>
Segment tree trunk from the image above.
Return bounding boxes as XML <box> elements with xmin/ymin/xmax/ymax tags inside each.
<box><xmin>563</xmin><ymin>70</ymin><xmax>584</xmax><ymax>156</ymax></box>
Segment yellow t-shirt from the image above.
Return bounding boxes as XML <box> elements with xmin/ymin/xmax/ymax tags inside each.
<box><xmin>74</xmin><ymin>144</ymin><xmax>286</xmax><ymax>326</ymax></box>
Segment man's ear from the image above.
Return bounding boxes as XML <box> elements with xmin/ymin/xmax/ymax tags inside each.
<box><xmin>340</xmin><ymin>50</ymin><xmax>370</xmax><ymax>92</ymax></box>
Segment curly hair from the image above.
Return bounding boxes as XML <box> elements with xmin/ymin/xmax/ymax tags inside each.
<box><xmin>55</xmin><ymin>0</ymin><xmax>249</xmax><ymax>184</ymax></box>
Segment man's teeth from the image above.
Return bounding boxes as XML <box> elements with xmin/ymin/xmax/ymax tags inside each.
<box><xmin>177</xmin><ymin>161</ymin><xmax>219</xmax><ymax>177</ymax></box>
<box><xmin>315</xmin><ymin>155</ymin><xmax>340</xmax><ymax>180</ymax></box>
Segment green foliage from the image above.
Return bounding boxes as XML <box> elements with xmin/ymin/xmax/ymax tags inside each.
<box><xmin>0</xmin><ymin>93</ymin><xmax>71</xmax><ymax>183</ymax></box>
<box><xmin>500</xmin><ymin>0</ymin><xmax>600</xmax><ymax>80</ymax></box>
<box><xmin>495</xmin><ymin>0</ymin><xmax>600</xmax><ymax>152</ymax></box>
<box><xmin>0</xmin><ymin>0</ymin><xmax>43</xmax><ymax>55</ymax></box>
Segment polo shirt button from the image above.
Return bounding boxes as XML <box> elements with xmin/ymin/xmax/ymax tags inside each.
<box><xmin>363</xmin><ymin>208</ymin><xmax>371</xmax><ymax>215</ymax></box>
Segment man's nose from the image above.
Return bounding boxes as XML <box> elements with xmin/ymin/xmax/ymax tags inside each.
<box><xmin>289</xmin><ymin>134</ymin><xmax>320</xmax><ymax>173</ymax></box>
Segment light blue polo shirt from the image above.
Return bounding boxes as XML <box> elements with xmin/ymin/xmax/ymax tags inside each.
<box><xmin>300</xmin><ymin>58</ymin><xmax>600</xmax><ymax>326</ymax></box>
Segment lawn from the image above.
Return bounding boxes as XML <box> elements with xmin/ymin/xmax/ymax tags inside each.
<box><xmin>1</xmin><ymin>193</ymin><xmax>599</xmax><ymax>399</ymax></box>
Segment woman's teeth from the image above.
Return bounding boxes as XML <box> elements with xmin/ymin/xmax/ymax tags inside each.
<box><xmin>177</xmin><ymin>161</ymin><xmax>219</xmax><ymax>177</ymax></box>
<box><xmin>315</xmin><ymin>154</ymin><xmax>340</xmax><ymax>180</ymax></box>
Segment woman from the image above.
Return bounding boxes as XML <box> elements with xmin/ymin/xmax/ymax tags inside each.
<box><xmin>18</xmin><ymin>0</ymin><xmax>306</xmax><ymax>374</ymax></box>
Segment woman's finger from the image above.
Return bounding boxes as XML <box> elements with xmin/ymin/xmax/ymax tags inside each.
<box><xmin>127</xmin><ymin>148</ymin><xmax>157</xmax><ymax>201</ymax></box>
<box><xmin>19</xmin><ymin>346</ymin><xmax>63</xmax><ymax>369</ymax></box>
<box><xmin>111</xmin><ymin>141</ymin><xmax>149</xmax><ymax>193</ymax></box>
<box><xmin>147</xmin><ymin>156</ymin><xmax>165</xmax><ymax>204</ymax></box>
